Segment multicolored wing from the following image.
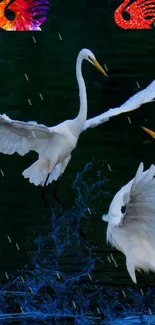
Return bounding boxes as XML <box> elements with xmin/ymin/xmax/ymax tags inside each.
<box><xmin>0</xmin><ymin>0</ymin><xmax>49</xmax><ymax>31</ymax></box>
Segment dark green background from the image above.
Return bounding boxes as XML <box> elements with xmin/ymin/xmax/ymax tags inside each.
<box><xmin>0</xmin><ymin>0</ymin><xmax>155</xmax><ymax>287</ymax></box>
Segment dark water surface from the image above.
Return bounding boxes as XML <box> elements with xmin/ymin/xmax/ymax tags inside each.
<box><xmin>1</xmin><ymin>0</ymin><xmax>155</xmax><ymax>323</ymax></box>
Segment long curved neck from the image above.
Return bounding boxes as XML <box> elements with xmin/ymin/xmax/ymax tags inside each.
<box><xmin>74</xmin><ymin>54</ymin><xmax>87</xmax><ymax>133</ymax></box>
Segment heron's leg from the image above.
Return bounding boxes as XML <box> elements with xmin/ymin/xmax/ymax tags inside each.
<box><xmin>72</xmin><ymin>215</ymin><xmax>86</xmax><ymax>241</ymax></box>
<box><xmin>41</xmin><ymin>173</ymin><xmax>53</xmax><ymax>216</ymax></box>
<box><xmin>53</xmin><ymin>181</ymin><xmax>68</xmax><ymax>210</ymax></box>
<box><xmin>52</xmin><ymin>181</ymin><xmax>86</xmax><ymax>240</ymax></box>
<box><xmin>52</xmin><ymin>154</ymin><xmax>71</xmax><ymax>209</ymax></box>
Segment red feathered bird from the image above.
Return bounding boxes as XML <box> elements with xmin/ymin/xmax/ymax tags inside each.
<box><xmin>114</xmin><ymin>0</ymin><xmax>155</xmax><ymax>29</ymax></box>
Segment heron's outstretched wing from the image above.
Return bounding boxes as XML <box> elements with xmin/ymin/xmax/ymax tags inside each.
<box><xmin>121</xmin><ymin>163</ymin><xmax>155</xmax><ymax>240</ymax></box>
<box><xmin>0</xmin><ymin>114</ymin><xmax>59</xmax><ymax>156</ymax></box>
<box><xmin>82</xmin><ymin>80</ymin><xmax>155</xmax><ymax>132</ymax></box>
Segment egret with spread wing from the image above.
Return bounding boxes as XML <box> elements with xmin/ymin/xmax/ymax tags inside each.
<box><xmin>83</xmin><ymin>79</ymin><xmax>155</xmax><ymax>131</ymax></box>
<box><xmin>102</xmin><ymin>163</ymin><xmax>155</xmax><ymax>283</ymax></box>
<box><xmin>0</xmin><ymin>49</ymin><xmax>107</xmax><ymax>186</ymax></box>
<box><xmin>1</xmin><ymin>56</ymin><xmax>155</xmax><ymax>187</ymax></box>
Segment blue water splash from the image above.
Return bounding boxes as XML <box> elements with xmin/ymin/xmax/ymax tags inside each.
<box><xmin>0</xmin><ymin>161</ymin><xmax>154</xmax><ymax>324</ymax></box>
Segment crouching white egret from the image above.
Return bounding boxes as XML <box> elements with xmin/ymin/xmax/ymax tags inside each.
<box><xmin>102</xmin><ymin>162</ymin><xmax>155</xmax><ymax>283</ymax></box>
<box><xmin>0</xmin><ymin>49</ymin><xmax>107</xmax><ymax>186</ymax></box>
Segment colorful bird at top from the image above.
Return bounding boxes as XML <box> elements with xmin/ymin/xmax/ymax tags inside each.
<box><xmin>114</xmin><ymin>0</ymin><xmax>155</xmax><ymax>29</ymax></box>
<box><xmin>0</xmin><ymin>0</ymin><xmax>48</xmax><ymax>30</ymax></box>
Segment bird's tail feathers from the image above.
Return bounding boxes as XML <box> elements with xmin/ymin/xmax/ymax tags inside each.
<box><xmin>22</xmin><ymin>155</ymin><xmax>71</xmax><ymax>186</ymax></box>
<box><xmin>22</xmin><ymin>159</ymin><xmax>49</xmax><ymax>186</ymax></box>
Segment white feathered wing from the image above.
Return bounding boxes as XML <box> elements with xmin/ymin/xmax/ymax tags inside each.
<box><xmin>0</xmin><ymin>114</ymin><xmax>72</xmax><ymax>186</ymax></box>
<box><xmin>83</xmin><ymin>80</ymin><xmax>155</xmax><ymax>131</ymax></box>
<box><xmin>104</xmin><ymin>163</ymin><xmax>155</xmax><ymax>283</ymax></box>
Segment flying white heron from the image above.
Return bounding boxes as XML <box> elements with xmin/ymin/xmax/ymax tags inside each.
<box><xmin>102</xmin><ymin>162</ymin><xmax>155</xmax><ymax>283</ymax></box>
<box><xmin>0</xmin><ymin>49</ymin><xmax>107</xmax><ymax>187</ymax></box>
<box><xmin>0</xmin><ymin>51</ymin><xmax>155</xmax><ymax>186</ymax></box>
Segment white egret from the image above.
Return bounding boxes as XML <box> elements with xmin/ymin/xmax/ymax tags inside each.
<box><xmin>102</xmin><ymin>162</ymin><xmax>155</xmax><ymax>283</ymax></box>
<box><xmin>0</xmin><ymin>57</ymin><xmax>155</xmax><ymax>186</ymax></box>
<box><xmin>0</xmin><ymin>49</ymin><xmax>107</xmax><ymax>186</ymax></box>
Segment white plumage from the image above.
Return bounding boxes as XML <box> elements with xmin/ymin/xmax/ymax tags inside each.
<box><xmin>0</xmin><ymin>51</ymin><xmax>155</xmax><ymax>187</ymax></box>
<box><xmin>0</xmin><ymin>49</ymin><xmax>107</xmax><ymax>186</ymax></box>
<box><xmin>102</xmin><ymin>163</ymin><xmax>155</xmax><ymax>283</ymax></box>
<box><xmin>83</xmin><ymin>79</ymin><xmax>155</xmax><ymax>131</ymax></box>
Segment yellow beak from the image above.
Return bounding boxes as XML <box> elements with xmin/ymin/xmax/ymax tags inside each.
<box><xmin>142</xmin><ymin>126</ymin><xmax>155</xmax><ymax>138</ymax></box>
<box><xmin>91</xmin><ymin>58</ymin><xmax>108</xmax><ymax>77</ymax></box>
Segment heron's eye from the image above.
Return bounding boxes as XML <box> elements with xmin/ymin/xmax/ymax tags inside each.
<box><xmin>121</xmin><ymin>206</ymin><xmax>126</xmax><ymax>214</ymax></box>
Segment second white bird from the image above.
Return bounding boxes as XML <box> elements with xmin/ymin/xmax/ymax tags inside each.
<box><xmin>103</xmin><ymin>162</ymin><xmax>155</xmax><ymax>283</ymax></box>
